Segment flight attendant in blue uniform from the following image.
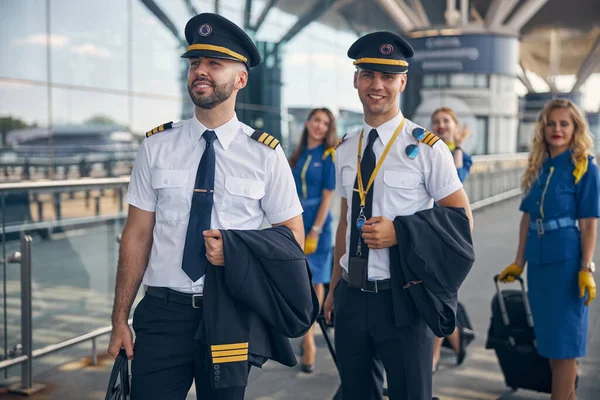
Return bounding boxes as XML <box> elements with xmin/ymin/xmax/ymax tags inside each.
<box><xmin>431</xmin><ymin>107</ymin><xmax>473</xmax><ymax>183</ymax></box>
<box><xmin>430</xmin><ymin>106</ymin><xmax>474</xmax><ymax>372</ymax></box>
<box><xmin>499</xmin><ymin>99</ymin><xmax>599</xmax><ymax>399</ymax></box>
<box><xmin>289</xmin><ymin>107</ymin><xmax>338</xmax><ymax>373</ymax></box>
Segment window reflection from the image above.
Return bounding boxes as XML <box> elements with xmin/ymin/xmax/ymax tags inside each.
<box><xmin>50</xmin><ymin>0</ymin><xmax>128</xmax><ymax>91</ymax></box>
<box><xmin>131</xmin><ymin>0</ymin><xmax>185</xmax><ymax>97</ymax></box>
<box><xmin>132</xmin><ymin>96</ymin><xmax>183</xmax><ymax>134</ymax></box>
<box><xmin>50</xmin><ymin>88</ymin><xmax>135</xmax><ymax>176</ymax></box>
<box><xmin>0</xmin><ymin>81</ymin><xmax>49</xmax><ymax>177</ymax></box>
<box><xmin>0</xmin><ymin>0</ymin><xmax>48</xmax><ymax>81</ymax></box>
<box><xmin>1</xmin><ymin>0</ymin><xmax>391</xmax><ymax>182</ymax></box>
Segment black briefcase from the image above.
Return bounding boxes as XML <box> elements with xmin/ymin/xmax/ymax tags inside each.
<box><xmin>105</xmin><ymin>349</ymin><xmax>130</xmax><ymax>400</ymax></box>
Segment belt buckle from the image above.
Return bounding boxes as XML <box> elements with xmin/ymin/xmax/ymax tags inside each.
<box><xmin>361</xmin><ymin>280</ymin><xmax>378</xmax><ymax>293</ymax></box>
<box><xmin>192</xmin><ymin>294</ymin><xmax>203</xmax><ymax>308</ymax></box>
<box><xmin>536</xmin><ymin>218</ymin><xmax>544</xmax><ymax>236</ymax></box>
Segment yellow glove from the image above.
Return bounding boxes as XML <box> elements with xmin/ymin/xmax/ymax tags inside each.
<box><xmin>304</xmin><ymin>235</ymin><xmax>318</xmax><ymax>255</ymax></box>
<box><xmin>498</xmin><ymin>263</ymin><xmax>524</xmax><ymax>283</ymax></box>
<box><xmin>579</xmin><ymin>271</ymin><xmax>596</xmax><ymax>306</ymax></box>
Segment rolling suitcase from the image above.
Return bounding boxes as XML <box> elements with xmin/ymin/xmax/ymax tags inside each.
<box><xmin>485</xmin><ymin>274</ymin><xmax>574</xmax><ymax>393</ymax></box>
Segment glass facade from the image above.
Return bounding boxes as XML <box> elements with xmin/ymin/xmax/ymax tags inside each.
<box><xmin>0</xmin><ymin>0</ymin><xmax>367</xmax><ymax>184</ymax></box>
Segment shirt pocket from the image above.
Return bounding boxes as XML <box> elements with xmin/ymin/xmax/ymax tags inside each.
<box><xmin>546</xmin><ymin>176</ymin><xmax>575</xmax><ymax>217</ymax></box>
<box><xmin>220</xmin><ymin>176</ymin><xmax>265</xmax><ymax>228</ymax></box>
<box><xmin>341</xmin><ymin>167</ymin><xmax>356</xmax><ymax>199</ymax></box>
<box><xmin>383</xmin><ymin>170</ymin><xmax>422</xmax><ymax>215</ymax></box>
<box><xmin>151</xmin><ymin>169</ymin><xmax>189</xmax><ymax>221</ymax></box>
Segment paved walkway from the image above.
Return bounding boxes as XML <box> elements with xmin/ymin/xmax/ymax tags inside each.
<box><xmin>1</xmin><ymin>198</ymin><xmax>599</xmax><ymax>399</ymax></box>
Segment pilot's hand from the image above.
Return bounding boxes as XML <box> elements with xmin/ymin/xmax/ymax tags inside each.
<box><xmin>498</xmin><ymin>263</ymin><xmax>524</xmax><ymax>283</ymax></box>
<box><xmin>108</xmin><ymin>323</ymin><xmax>134</xmax><ymax>360</ymax></box>
<box><xmin>361</xmin><ymin>216</ymin><xmax>397</xmax><ymax>249</ymax></box>
<box><xmin>203</xmin><ymin>230</ymin><xmax>224</xmax><ymax>266</ymax></box>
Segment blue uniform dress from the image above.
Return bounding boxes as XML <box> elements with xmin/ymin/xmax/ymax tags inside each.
<box><xmin>519</xmin><ymin>150</ymin><xmax>600</xmax><ymax>359</ymax></box>
<box><xmin>292</xmin><ymin>144</ymin><xmax>336</xmax><ymax>284</ymax></box>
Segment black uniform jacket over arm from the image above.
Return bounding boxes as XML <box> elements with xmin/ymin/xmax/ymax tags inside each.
<box><xmin>390</xmin><ymin>207</ymin><xmax>474</xmax><ymax>337</ymax></box>
<box><xmin>196</xmin><ymin>226</ymin><xmax>320</xmax><ymax>389</ymax></box>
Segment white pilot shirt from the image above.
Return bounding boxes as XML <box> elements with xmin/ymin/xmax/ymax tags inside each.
<box><xmin>125</xmin><ymin>114</ymin><xmax>303</xmax><ymax>294</ymax></box>
<box><xmin>335</xmin><ymin>110</ymin><xmax>462</xmax><ymax>281</ymax></box>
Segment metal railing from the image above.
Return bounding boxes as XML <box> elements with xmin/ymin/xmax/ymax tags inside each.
<box><xmin>0</xmin><ymin>234</ymin><xmax>132</xmax><ymax>394</ymax></box>
<box><xmin>0</xmin><ymin>235</ymin><xmax>45</xmax><ymax>393</ymax></box>
<box><xmin>0</xmin><ymin>177</ymin><xmax>129</xmax><ymax>238</ymax></box>
<box><xmin>0</xmin><ymin>154</ymin><xmax>529</xmax><ymax>393</ymax></box>
<box><xmin>0</xmin><ymin>177</ymin><xmax>131</xmax><ymax>393</ymax></box>
<box><xmin>0</xmin><ymin>152</ymin><xmax>136</xmax><ymax>182</ymax></box>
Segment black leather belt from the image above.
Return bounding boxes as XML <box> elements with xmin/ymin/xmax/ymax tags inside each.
<box><xmin>342</xmin><ymin>270</ymin><xmax>391</xmax><ymax>292</ymax></box>
<box><xmin>146</xmin><ymin>286</ymin><xmax>203</xmax><ymax>308</ymax></box>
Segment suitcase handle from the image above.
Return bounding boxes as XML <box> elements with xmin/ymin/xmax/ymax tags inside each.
<box><xmin>492</xmin><ymin>274</ymin><xmax>535</xmax><ymax>346</ymax></box>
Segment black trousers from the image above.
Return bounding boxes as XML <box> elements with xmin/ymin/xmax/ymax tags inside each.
<box><xmin>333</xmin><ymin>279</ymin><xmax>433</xmax><ymax>400</ymax></box>
<box><xmin>130</xmin><ymin>292</ymin><xmax>247</xmax><ymax>400</ymax></box>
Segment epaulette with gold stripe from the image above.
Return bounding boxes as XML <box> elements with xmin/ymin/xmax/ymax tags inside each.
<box><xmin>323</xmin><ymin>147</ymin><xmax>335</xmax><ymax>162</ymax></box>
<box><xmin>146</xmin><ymin>121</ymin><xmax>173</xmax><ymax>138</ymax></box>
<box><xmin>420</xmin><ymin>130</ymin><xmax>441</xmax><ymax>147</ymax></box>
<box><xmin>211</xmin><ymin>342</ymin><xmax>249</xmax><ymax>364</ymax></box>
<box><xmin>251</xmin><ymin>130</ymin><xmax>280</xmax><ymax>149</ymax></box>
<box><xmin>335</xmin><ymin>134</ymin><xmax>348</xmax><ymax>149</ymax></box>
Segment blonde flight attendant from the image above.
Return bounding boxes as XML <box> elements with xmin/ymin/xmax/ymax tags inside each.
<box><xmin>499</xmin><ymin>99</ymin><xmax>599</xmax><ymax>399</ymax></box>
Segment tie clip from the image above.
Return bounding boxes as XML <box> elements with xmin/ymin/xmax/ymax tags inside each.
<box><xmin>194</xmin><ymin>189</ymin><xmax>214</xmax><ymax>193</ymax></box>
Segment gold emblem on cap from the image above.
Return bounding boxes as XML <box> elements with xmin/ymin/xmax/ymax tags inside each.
<box><xmin>199</xmin><ymin>23</ymin><xmax>212</xmax><ymax>37</ymax></box>
<box><xmin>379</xmin><ymin>44</ymin><xmax>393</xmax><ymax>55</ymax></box>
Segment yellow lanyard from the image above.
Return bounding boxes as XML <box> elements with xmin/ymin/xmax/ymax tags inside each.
<box><xmin>539</xmin><ymin>166</ymin><xmax>554</xmax><ymax>219</ymax></box>
<box><xmin>300</xmin><ymin>154</ymin><xmax>312</xmax><ymax>199</ymax></box>
<box><xmin>356</xmin><ymin>118</ymin><xmax>405</xmax><ymax>208</ymax></box>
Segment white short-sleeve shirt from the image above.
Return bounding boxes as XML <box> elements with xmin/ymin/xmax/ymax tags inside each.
<box><xmin>125</xmin><ymin>114</ymin><xmax>303</xmax><ymax>294</ymax></box>
<box><xmin>334</xmin><ymin>110</ymin><xmax>462</xmax><ymax>280</ymax></box>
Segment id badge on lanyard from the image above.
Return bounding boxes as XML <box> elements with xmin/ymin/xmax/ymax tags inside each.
<box><xmin>354</xmin><ymin>118</ymin><xmax>405</xmax><ymax>258</ymax></box>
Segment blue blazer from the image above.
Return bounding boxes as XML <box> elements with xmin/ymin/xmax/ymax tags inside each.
<box><xmin>390</xmin><ymin>207</ymin><xmax>474</xmax><ymax>337</ymax></box>
<box><xmin>197</xmin><ymin>226</ymin><xmax>319</xmax><ymax>389</ymax></box>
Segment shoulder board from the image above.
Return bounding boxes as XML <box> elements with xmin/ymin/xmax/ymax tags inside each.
<box><xmin>420</xmin><ymin>130</ymin><xmax>441</xmax><ymax>147</ymax></box>
<box><xmin>251</xmin><ymin>130</ymin><xmax>280</xmax><ymax>149</ymax></box>
<box><xmin>146</xmin><ymin>121</ymin><xmax>173</xmax><ymax>138</ymax></box>
<box><xmin>323</xmin><ymin>147</ymin><xmax>335</xmax><ymax>162</ymax></box>
<box><xmin>573</xmin><ymin>156</ymin><xmax>589</xmax><ymax>184</ymax></box>
<box><xmin>335</xmin><ymin>134</ymin><xmax>348</xmax><ymax>149</ymax></box>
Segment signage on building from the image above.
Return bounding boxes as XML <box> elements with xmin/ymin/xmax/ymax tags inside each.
<box><xmin>409</xmin><ymin>34</ymin><xmax>518</xmax><ymax>76</ymax></box>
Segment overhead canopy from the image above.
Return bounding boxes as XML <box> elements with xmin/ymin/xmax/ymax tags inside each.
<box><xmin>267</xmin><ymin>0</ymin><xmax>600</xmax><ymax>80</ymax></box>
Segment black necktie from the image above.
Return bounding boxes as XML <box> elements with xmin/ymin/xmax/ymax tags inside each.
<box><xmin>182</xmin><ymin>130</ymin><xmax>217</xmax><ymax>281</ymax></box>
<box><xmin>350</xmin><ymin>128</ymin><xmax>378</xmax><ymax>261</ymax></box>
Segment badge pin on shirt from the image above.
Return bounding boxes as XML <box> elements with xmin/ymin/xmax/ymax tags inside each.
<box><xmin>405</xmin><ymin>127</ymin><xmax>426</xmax><ymax>160</ymax></box>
